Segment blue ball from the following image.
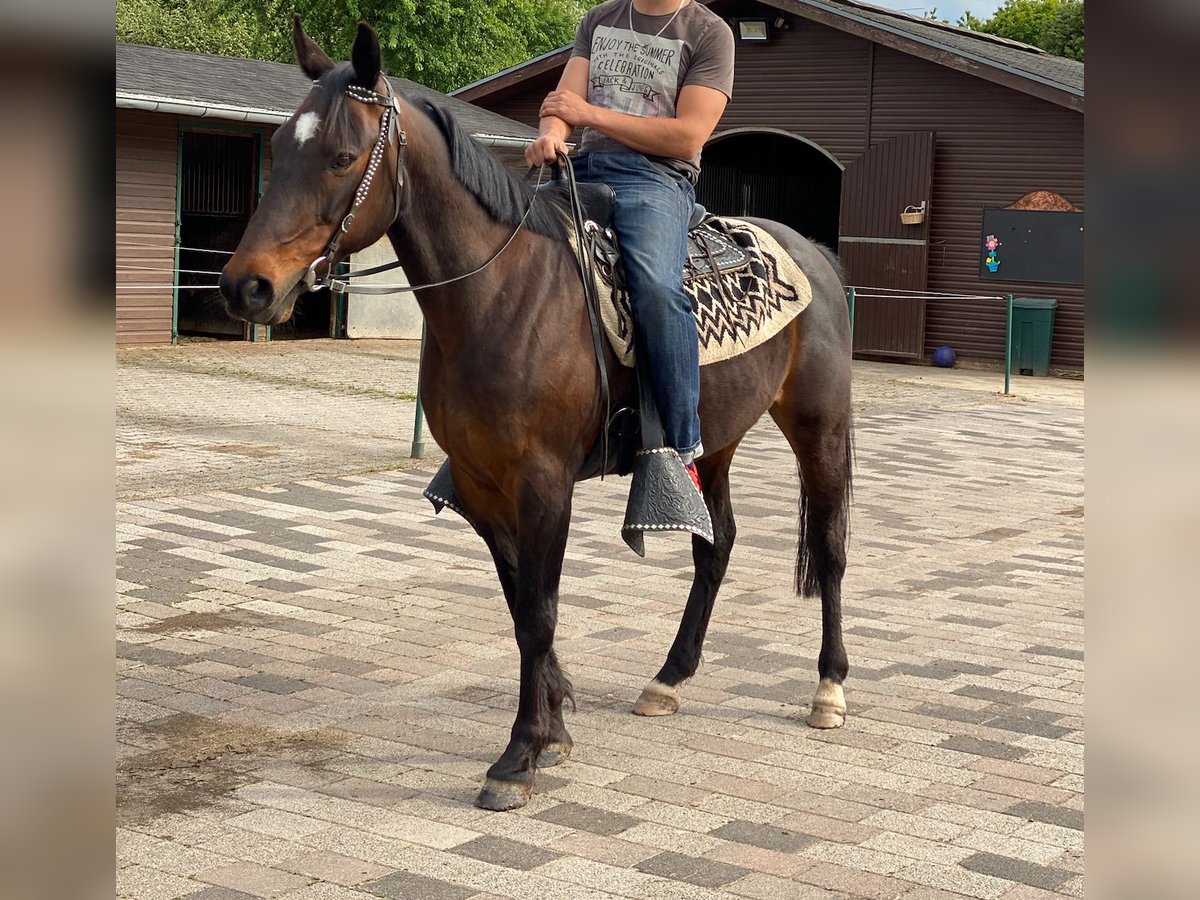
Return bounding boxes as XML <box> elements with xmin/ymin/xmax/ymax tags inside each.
<box><xmin>932</xmin><ymin>345</ymin><xmax>956</xmax><ymax>368</ymax></box>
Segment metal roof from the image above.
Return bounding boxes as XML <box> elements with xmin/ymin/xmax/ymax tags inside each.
<box><xmin>453</xmin><ymin>0</ymin><xmax>1082</xmax><ymax>105</ymax></box>
<box><xmin>116</xmin><ymin>43</ymin><xmax>539</xmax><ymax>141</ymax></box>
<box><xmin>807</xmin><ymin>1</ymin><xmax>1083</xmax><ymax>95</ymax></box>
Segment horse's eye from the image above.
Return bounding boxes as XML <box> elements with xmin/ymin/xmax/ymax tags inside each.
<box><xmin>331</xmin><ymin>152</ymin><xmax>356</xmax><ymax>171</ymax></box>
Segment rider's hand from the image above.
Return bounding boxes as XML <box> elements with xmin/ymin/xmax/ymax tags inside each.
<box><xmin>540</xmin><ymin>90</ymin><xmax>593</xmax><ymax>128</ymax></box>
<box><xmin>526</xmin><ymin>134</ymin><xmax>569</xmax><ymax>168</ymax></box>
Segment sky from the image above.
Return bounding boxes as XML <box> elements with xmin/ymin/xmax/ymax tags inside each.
<box><xmin>862</xmin><ymin>0</ymin><xmax>1004</xmax><ymax>24</ymax></box>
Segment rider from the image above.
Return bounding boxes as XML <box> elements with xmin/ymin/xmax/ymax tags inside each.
<box><xmin>526</xmin><ymin>0</ymin><xmax>734</xmax><ymax>494</ymax></box>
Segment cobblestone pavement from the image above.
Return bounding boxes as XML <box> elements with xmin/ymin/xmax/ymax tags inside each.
<box><xmin>117</xmin><ymin>341</ymin><xmax>1084</xmax><ymax>900</ymax></box>
<box><xmin>118</xmin><ymin>340</ymin><xmax>425</xmax><ymax>501</ymax></box>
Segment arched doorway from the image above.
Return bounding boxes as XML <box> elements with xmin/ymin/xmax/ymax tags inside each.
<box><xmin>696</xmin><ymin>129</ymin><xmax>842</xmax><ymax>247</ymax></box>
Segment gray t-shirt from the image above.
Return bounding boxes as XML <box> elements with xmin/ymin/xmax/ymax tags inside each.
<box><xmin>571</xmin><ymin>0</ymin><xmax>735</xmax><ymax>180</ymax></box>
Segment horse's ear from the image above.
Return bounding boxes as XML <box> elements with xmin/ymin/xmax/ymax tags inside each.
<box><xmin>293</xmin><ymin>14</ymin><xmax>335</xmax><ymax>81</ymax></box>
<box><xmin>351</xmin><ymin>21</ymin><xmax>382</xmax><ymax>88</ymax></box>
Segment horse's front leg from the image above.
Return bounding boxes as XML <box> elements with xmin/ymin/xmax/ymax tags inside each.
<box><xmin>476</xmin><ymin>475</ymin><xmax>574</xmax><ymax>811</ymax></box>
<box><xmin>476</xmin><ymin>522</ymin><xmax>573</xmax><ymax>771</ymax></box>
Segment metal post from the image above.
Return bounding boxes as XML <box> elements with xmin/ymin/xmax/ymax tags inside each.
<box><xmin>410</xmin><ymin>320</ymin><xmax>428</xmax><ymax>458</ymax></box>
<box><xmin>847</xmin><ymin>286</ymin><xmax>856</xmax><ymax>343</ymax></box>
<box><xmin>1004</xmin><ymin>294</ymin><xmax>1014</xmax><ymax>396</ymax></box>
<box><xmin>172</xmin><ymin>126</ymin><xmax>183</xmax><ymax>345</ymax></box>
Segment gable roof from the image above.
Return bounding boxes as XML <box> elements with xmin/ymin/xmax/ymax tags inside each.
<box><xmin>116</xmin><ymin>43</ymin><xmax>538</xmax><ymax>143</ymax></box>
<box><xmin>453</xmin><ymin>0</ymin><xmax>1082</xmax><ymax>112</ymax></box>
<box><xmin>792</xmin><ymin>1</ymin><xmax>1082</xmax><ymax>103</ymax></box>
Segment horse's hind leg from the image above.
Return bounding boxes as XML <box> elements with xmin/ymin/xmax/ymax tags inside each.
<box><xmin>633</xmin><ymin>443</ymin><xmax>739</xmax><ymax>717</ymax></box>
<box><xmin>769</xmin><ymin>402</ymin><xmax>852</xmax><ymax>729</ymax></box>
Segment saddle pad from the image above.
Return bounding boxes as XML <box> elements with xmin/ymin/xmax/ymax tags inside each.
<box><xmin>580</xmin><ymin>218</ymin><xmax>813</xmax><ymax>368</ymax></box>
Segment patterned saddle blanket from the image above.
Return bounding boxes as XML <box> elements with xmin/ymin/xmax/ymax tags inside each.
<box><xmin>578</xmin><ymin>216</ymin><xmax>814</xmax><ymax>367</ymax></box>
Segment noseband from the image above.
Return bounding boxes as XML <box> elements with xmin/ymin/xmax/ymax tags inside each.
<box><xmin>303</xmin><ymin>77</ymin><xmax>407</xmax><ymax>292</ymax></box>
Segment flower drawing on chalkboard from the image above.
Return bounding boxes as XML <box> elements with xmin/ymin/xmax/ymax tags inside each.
<box><xmin>984</xmin><ymin>234</ymin><xmax>1001</xmax><ymax>273</ymax></box>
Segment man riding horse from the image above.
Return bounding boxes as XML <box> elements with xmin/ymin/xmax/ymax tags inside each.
<box><xmin>221</xmin><ymin>14</ymin><xmax>852</xmax><ymax>811</ymax></box>
<box><xmin>526</xmin><ymin>0</ymin><xmax>735</xmax><ymax>500</ymax></box>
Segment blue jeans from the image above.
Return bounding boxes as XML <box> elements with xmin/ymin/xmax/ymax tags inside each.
<box><xmin>572</xmin><ymin>151</ymin><xmax>701</xmax><ymax>457</ymax></box>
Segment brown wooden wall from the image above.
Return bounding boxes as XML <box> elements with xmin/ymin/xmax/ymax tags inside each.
<box><xmin>485</xmin><ymin>70</ymin><xmax>559</xmax><ymax>129</ymax></box>
<box><xmin>468</xmin><ymin>2</ymin><xmax>1085</xmax><ymax>368</ymax></box>
<box><xmin>116</xmin><ymin>111</ymin><xmax>283</xmax><ymax>347</ymax></box>
<box><xmin>116</xmin><ymin>109</ymin><xmax>177</xmax><ymax>346</ymax></box>
<box><xmin>868</xmin><ymin>46</ymin><xmax>1084</xmax><ymax>368</ymax></box>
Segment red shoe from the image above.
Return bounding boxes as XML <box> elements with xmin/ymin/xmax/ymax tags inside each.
<box><xmin>684</xmin><ymin>461</ymin><xmax>703</xmax><ymax>495</ymax></box>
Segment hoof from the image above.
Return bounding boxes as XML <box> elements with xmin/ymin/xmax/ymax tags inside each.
<box><xmin>807</xmin><ymin>706</ymin><xmax>846</xmax><ymax>729</ymax></box>
<box><xmin>536</xmin><ymin>741</ymin><xmax>572</xmax><ymax>768</ymax></box>
<box><xmin>475</xmin><ymin>777</ymin><xmax>533</xmax><ymax>811</ymax></box>
<box><xmin>632</xmin><ymin>680</ymin><xmax>681</xmax><ymax>717</ymax></box>
<box><xmin>807</xmin><ymin>678</ymin><xmax>846</xmax><ymax>729</ymax></box>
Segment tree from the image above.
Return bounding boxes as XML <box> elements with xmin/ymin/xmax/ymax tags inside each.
<box><xmin>956</xmin><ymin>12</ymin><xmax>988</xmax><ymax>31</ymax></box>
<box><xmin>116</xmin><ymin>0</ymin><xmax>278</xmax><ymax>60</ymax></box>
<box><xmin>1037</xmin><ymin>0</ymin><xmax>1084</xmax><ymax>60</ymax></box>
<box><xmin>247</xmin><ymin>1</ymin><xmax>601</xmax><ymax>92</ymax></box>
<box><xmin>956</xmin><ymin>0</ymin><xmax>1084</xmax><ymax>61</ymax></box>
<box><xmin>117</xmin><ymin>0</ymin><xmax>602</xmax><ymax>92</ymax></box>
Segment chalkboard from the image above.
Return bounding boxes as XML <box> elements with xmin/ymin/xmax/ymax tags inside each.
<box><xmin>980</xmin><ymin>208</ymin><xmax>1084</xmax><ymax>285</ymax></box>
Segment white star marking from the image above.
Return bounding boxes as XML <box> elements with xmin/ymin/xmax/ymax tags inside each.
<box><xmin>294</xmin><ymin>112</ymin><xmax>321</xmax><ymax>147</ymax></box>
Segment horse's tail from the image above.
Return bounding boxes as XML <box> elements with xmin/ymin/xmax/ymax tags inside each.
<box><xmin>795</xmin><ymin>432</ymin><xmax>853</xmax><ymax>598</ymax></box>
<box><xmin>796</xmin><ymin>241</ymin><xmax>854</xmax><ymax>599</ymax></box>
<box><xmin>814</xmin><ymin>242</ymin><xmax>847</xmax><ymax>285</ymax></box>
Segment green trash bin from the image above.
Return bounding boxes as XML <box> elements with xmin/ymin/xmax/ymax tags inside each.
<box><xmin>1010</xmin><ymin>298</ymin><xmax>1057</xmax><ymax>376</ymax></box>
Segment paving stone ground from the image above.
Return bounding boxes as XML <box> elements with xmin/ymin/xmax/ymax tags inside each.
<box><xmin>117</xmin><ymin>340</ymin><xmax>1084</xmax><ymax>900</ymax></box>
<box><xmin>117</xmin><ymin>340</ymin><xmax>425</xmax><ymax>501</ymax></box>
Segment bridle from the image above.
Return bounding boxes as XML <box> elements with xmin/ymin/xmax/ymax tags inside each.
<box><xmin>302</xmin><ymin>77</ymin><xmax>407</xmax><ymax>292</ymax></box>
<box><xmin>301</xmin><ymin>75</ymin><xmax>544</xmax><ymax>296</ymax></box>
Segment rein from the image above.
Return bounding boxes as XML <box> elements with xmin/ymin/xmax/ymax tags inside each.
<box><xmin>303</xmin><ymin>77</ymin><xmax>545</xmax><ymax>297</ymax></box>
<box><xmin>557</xmin><ymin>152</ymin><xmax>613</xmax><ymax>474</ymax></box>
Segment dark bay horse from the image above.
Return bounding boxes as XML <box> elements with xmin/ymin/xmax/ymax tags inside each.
<box><xmin>221</xmin><ymin>19</ymin><xmax>853</xmax><ymax>811</ymax></box>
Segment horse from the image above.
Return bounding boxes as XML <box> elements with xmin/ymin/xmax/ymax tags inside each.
<box><xmin>220</xmin><ymin>18</ymin><xmax>854</xmax><ymax>812</ymax></box>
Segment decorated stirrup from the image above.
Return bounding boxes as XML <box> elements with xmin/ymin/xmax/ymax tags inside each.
<box><xmin>621</xmin><ymin>447</ymin><xmax>713</xmax><ymax>557</ymax></box>
<box><xmin>620</xmin><ymin>360</ymin><xmax>712</xmax><ymax>556</ymax></box>
<box><xmin>423</xmin><ymin>459</ymin><xmax>472</xmax><ymax>524</ymax></box>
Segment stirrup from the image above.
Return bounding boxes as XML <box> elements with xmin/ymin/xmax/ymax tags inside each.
<box><xmin>621</xmin><ymin>448</ymin><xmax>714</xmax><ymax>557</ymax></box>
<box><xmin>423</xmin><ymin>460</ymin><xmax>472</xmax><ymax>524</ymax></box>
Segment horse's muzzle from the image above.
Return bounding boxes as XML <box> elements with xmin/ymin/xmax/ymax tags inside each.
<box><xmin>220</xmin><ymin>271</ymin><xmax>278</xmax><ymax>323</ymax></box>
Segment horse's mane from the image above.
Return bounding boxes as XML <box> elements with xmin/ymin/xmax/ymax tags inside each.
<box><xmin>415</xmin><ymin>99</ymin><xmax>569</xmax><ymax>241</ymax></box>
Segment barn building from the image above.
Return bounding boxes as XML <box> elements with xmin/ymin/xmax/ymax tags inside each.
<box><xmin>454</xmin><ymin>0</ymin><xmax>1085</xmax><ymax>368</ymax></box>
<box><xmin>115</xmin><ymin>44</ymin><xmax>538</xmax><ymax>347</ymax></box>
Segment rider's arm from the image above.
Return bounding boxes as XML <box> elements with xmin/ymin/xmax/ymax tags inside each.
<box><xmin>534</xmin><ymin>13</ymin><xmax>733</xmax><ymax>165</ymax></box>
<box><xmin>525</xmin><ymin>57</ymin><xmax>590</xmax><ymax>166</ymax></box>
<box><xmin>535</xmin><ymin>82</ymin><xmax>727</xmax><ymax>164</ymax></box>
<box><xmin>570</xmin><ymin>85</ymin><xmax>729</xmax><ymax>161</ymax></box>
